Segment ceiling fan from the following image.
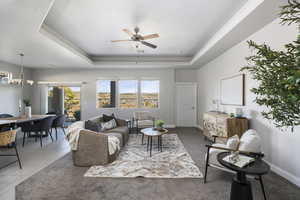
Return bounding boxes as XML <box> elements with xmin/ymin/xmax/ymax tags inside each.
<box><xmin>111</xmin><ymin>27</ymin><xmax>159</xmax><ymax>49</ymax></box>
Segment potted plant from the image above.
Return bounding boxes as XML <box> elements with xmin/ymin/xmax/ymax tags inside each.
<box><xmin>241</xmin><ymin>1</ymin><xmax>300</xmax><ymax>131</ymax></box>
<box><xmin>23</xmin><ymin>99</ymin><xmax>31</xmax><ymax>118</ymax></box>
<box><xmin>155</xmin><ymin>120</ymin><xmax>165</xmax><ymax>131</ymax></box>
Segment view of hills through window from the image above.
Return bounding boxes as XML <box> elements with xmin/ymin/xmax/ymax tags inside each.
<box><xmin>119</xmin><ymin>80</ymin><xmax>138</xmax><ymax>108</ymax></box>
<box><xmin>97</xmin><ymin>79</ymin><xmax>159</xmax><ymax>108</ymax></box>
<box><xmin>141</xmin><ymin>80</ymin><xmax>159</xmax><ymax>108</ymax></box>
<box><xmin>97</xmin><ymin>80</ymin><xmax>116</xmax><ymax>108</ymax></box>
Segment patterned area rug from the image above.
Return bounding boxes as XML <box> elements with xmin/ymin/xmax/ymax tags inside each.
<box><xmin>84</xmin><ymin>134</ymin><xmax>203</xmax><ymax>178</ymax></box>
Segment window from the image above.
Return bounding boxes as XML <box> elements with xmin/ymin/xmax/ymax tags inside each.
<box><xmin>96</xmin><ymin>79</ymin><xmax>160</xmax><ymax>109</ymax></box>
<box><xmin>119</xmin><ymin>80</ymin><xmax>138</xmax><ymax>108</ymax></box>
<box><xmin>141</xmin><ymin>80</ymin><xmax>159</xmax><ymax>108</ymax></box>
<box><xmin>96</xmin><ymin>80</ymin><xmax>116</xmax><ymax>108</ymax></box>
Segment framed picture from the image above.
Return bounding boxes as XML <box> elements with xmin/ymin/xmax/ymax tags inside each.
<box><xmin>220</xmin><ymin>74</ymin><xmax>245</xmax><ymax>106</ymax></box>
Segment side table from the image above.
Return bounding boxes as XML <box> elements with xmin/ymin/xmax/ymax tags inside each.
<box><xmin>217</xmin><ymin>152</ymin><xmax>270</xmax><ymax>200</ymax></box>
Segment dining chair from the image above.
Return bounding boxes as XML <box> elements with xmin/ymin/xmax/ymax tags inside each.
<box><xmin>0</xmin><ymin>129</ymin><xmax>22</xmax><ymax>169</ymax></box>
<box><xmin>0</xmin><ymin>114</ymin><xmax>14</xmax><ymax>118</ymax></box>
<box><xmin>28</xmin><ymin>116</ymin><xmax>56</xmax><ymax>148</ymax></box>
<box><xmin>18</xmin><ymin>121</ymin><xmax>34</xmax><ymax>147</ymax></box>
<box><xmin>0</xmin><ymin>114</ymin><xmax>14</xmax><ymax>132</ymax></box>
<box><xmin>51</xmin><ymin>115</ymin><xmax>66</xmax><ymax>140</ymax></box>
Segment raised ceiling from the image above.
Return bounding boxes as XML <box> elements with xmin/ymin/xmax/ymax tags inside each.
<box><xmin>44</xmin><ymin>0</ymin><xmax>247</xmax><ymax>57</ymax></box>
<box><xmin>0</xmin><ymin>0</ymin><xmax>287</xmax><ymax>68</ymax></box>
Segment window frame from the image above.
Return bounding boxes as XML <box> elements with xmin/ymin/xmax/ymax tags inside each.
<box><xmin>96</xmin><ymin>78</ymin><xmax>160</xmax><ymax>110</ymax></box>
<box><xmin>118</xmin><ymin>79</ymin><xmax>139</xmax><ymax>109</ymax></box>
<box><xmin>140</xmin><ymin>79</ymin><xmax>160</xmax><ymax>109</ymax></box>
<box><xmin>96</xmin><ymin>79</ymin><xmax>118</xmax><ymax>109</ymax></box>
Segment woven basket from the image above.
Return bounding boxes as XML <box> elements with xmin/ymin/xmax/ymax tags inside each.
<box><xmin>0</xmin><ymin>130</ymin><xmax>17</xmax><ymax>146</ymax></box>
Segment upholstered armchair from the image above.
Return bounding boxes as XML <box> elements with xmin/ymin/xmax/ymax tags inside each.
<box><xmin>204</xmin><ymin>129</ymin><xmax>267</xmax><ymax>200</ymax></box>
<box><xmin>133</xmin><ymin>111</ymin><xmax>155</xmax><ymax>143</ymax></box>
<box><xmin>0</xmin><ymin>129</ymin><xmax>22</xmax><ymax>169</ymax></box>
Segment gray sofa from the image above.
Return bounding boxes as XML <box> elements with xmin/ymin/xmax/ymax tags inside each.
<box><xmin>72</xmin><ymin>116</ymin><xmax>129</xmax><ymax>167</ymax></box>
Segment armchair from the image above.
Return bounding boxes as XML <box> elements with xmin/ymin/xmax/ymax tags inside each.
<box><xmin>204</xmin><ymin>129</ymin><xmax>267</xmax><ymax>200</ymax></box>
<box><xmin>133</xmin><ymin>111</ymin><xmax>155</xmax><ymax>143</ymax></box>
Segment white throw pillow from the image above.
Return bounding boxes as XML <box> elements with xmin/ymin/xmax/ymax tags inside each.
<box><xmin>107</xmin><ymin>135</ymin><xmax>120</xmax><ymax>155</ymax></box>
<box><xmin>239</xmin><ymin>129</ymin><xmax>261</xmax><ymax>153</ymax></box>
<box><xmin>101</xmin><ymin>119</ymin><xmax>117</xmax><ymax>131</ymax></box>
<box><xmin>226</xmin><ymin>135</ymin><xmax>240</xmax><ymax>150</ymax></box>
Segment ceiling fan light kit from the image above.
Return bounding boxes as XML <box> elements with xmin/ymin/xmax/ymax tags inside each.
<box><xmin>111</xmin><ymin>27</ymin><xmax>159</xmax><ymax>49</ymax></box>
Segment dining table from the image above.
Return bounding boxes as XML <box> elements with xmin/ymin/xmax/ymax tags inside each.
<box><xmin>0</xmin><ymin>115</ymin><xmax>56</xmax><ymax>136</ymax></box>
<box><xmin>0</xmin><ymin>115</ymin><xmax>54</xmax><ymax>126</ymax></box>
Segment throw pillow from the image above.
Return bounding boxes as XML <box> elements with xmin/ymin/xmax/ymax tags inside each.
<box><xmin>85</xmin><ymin>120</ymin><xmax>101</xmax><ymax>132</ymax></box>
<box><xmin>102</xmin><ymin>113</ymin><xmax>115</xmax><ymax>122</ymax></box>
<box><xmin>103</xmin><ymin>113</ymin><xmax>119</xmax><ymax>126</ymax></box>
<box><xmin>239</xmin><ymin>129</ymin><xmax>261</xmax><ymax>153</ymax></box>
<box><xmin>101</xmin><ymin>119</ymin><xmax>117</xmax><ymax>131</ymax></box>
<box><xmin>226</xmin><ymin>135</ymin><xmax>240</xmax><ymax>150</ymax></box>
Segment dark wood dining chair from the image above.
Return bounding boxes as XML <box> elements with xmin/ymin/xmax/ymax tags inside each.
<box><xmin>0</xmin><ymin>129</ymin><xmax>22</xmax><ymax>169</ymax></box>
<box><xmin>51</xmin><ymin>115</ymin><xmax>66</xmax><ymax>140</ymax></box>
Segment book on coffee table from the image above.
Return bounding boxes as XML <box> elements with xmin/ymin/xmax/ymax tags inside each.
<box><xmin>223</xmin><ymin>154</ymin><xmax>255</xmax><ymax>168</ymax></box>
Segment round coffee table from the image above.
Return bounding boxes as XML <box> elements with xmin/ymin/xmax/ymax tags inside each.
<box><xmin>140</xmin><ymin>128</ymin><xmax>168</xmax><ymax>157</ymax></box>
<box><xmin>217</xmin><ymin>152</ymin><xmax>270</xmax><ymax>200</ymax></box>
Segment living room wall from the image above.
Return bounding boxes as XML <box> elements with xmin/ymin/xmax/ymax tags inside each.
<box><xmin>197</xmin><ymin>18</ymin><xmax>300</xmax><ymax>186</ymax></box>
<box><xmin>31</xmin><ymin>68</ymin><xmax>176</xmax><ymax>126</ymax></box>
<box><xmin>0</xmin><ymin>61</ymin><xmax>33</xmax><ymax>116</ymax></box>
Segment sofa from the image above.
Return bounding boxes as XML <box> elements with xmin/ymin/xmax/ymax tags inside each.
<box><xmin>71</xmin><ymin>116</ymin><xmax>129</xmax><ymax>167</ymax></box>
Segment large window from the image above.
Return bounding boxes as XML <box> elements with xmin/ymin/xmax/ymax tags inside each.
<box><xmin>96</xmin><ymin>79</ymin><xmax>160</xmax><ymax>109</ymax></box>
<box><xmin>119</xmin><ymin>80</ymin><xmax>138</xmax><ymax>108</ymax></box>
<box><xmin>141</xmin><ymin>80</ymin><xmax>159</xmax><ymax>108</ymax></box>
<box><xmin>96</xmin><ymin>80</ymin><xmax>116</xmax><ymax>108</ymax></box>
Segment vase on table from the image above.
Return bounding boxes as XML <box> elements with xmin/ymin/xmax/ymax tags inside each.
<box><xmin>25</xmin><ymin>106</ymin><xmax>32</xmax><ymax>118</ymax></box>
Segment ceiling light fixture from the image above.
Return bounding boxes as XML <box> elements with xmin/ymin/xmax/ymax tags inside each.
<box><xmin>10</xmin><ymin>53</ymin><xmax>34</xmax><ymax>86</ymax></box>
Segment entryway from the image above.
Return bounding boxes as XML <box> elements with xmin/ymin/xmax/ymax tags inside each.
<box><xmin>176</xmin><ymin>83</ymin><xmax>197</xmax><ymax>127</ymax></box>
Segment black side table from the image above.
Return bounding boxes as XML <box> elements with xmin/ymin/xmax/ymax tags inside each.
<box><xmin>217</xmin><ymin>152</ymin><xmax>270</xmax><ymax>200</ymax></box>
<box><xmin>125</xmin><ymin>119</ymin><xmax>132</xmax><ymax>134</ymax></box>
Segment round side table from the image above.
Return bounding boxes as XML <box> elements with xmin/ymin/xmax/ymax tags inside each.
<box><xmin>140</xmin><ymin>128</ymin><xmax>168</xmax><ymax>157</ymax></box>
<box><xmin>217</xmin><ymin>152</ymin><xmax>270</xmax><ymax>200</ymax></box>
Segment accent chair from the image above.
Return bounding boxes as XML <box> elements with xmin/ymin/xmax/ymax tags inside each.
<box><xmin>204</xmin><ymin>129</ymin><xmax>267</xmax><ymax>200</ymax></box>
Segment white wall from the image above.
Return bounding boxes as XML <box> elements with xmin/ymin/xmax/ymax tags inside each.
<box><xmin>197</xmin><ymin>18</ymin><xmax>300</xmax><ymax>186</ymax></box>
<box><xmin>0</xmin><ymin>61</ymin><xmax>33</xmax><ymax>116</ymax></box>
<box><xmin>175</xmin><ymin>69</ymin><xmax>197</xmax><ymax>82</ymax></box>
<box><xmin>31</xmin><ymin>68</ymin><xmax>176</xmax><ymax>126</ymax></box>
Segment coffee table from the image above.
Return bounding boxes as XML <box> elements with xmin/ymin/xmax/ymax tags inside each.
<box><xmin>217</xmin><ymin>152</ymin><xmax>270</xmax><ymax>200</ymax></box>
<box><xmin>140</xmin><ymin>128</ymin><xmax>168</xmax><ymax>157</ymax></box>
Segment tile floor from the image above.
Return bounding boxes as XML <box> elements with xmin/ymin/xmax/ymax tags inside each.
<box><xmin>0</xmin><ymin>130</ymin><xmax>70</xmax><ymax>200</ymax></box>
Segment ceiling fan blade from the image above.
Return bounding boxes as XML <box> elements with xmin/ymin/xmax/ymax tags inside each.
<box><xmin>122</xmin><ymin>29</ymin><xmax>134</xmax><ymax>36</ymax></box>
<box><xmin>111</xmin><ymin>40</ymin><xmax>132</xmax><ymax>42</ymax></box>
<box><xmin>141</xmin><ymin>41</ymin><xmax>157</xmax><ymax>49</ymax></box>
<box><xmin>142</xmin><ymin>33</ymin><xmax>160</xmax><ymax>40</ymax></box>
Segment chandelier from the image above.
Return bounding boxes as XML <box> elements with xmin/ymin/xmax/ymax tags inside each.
<box><xmin>9</xmin><ymin>53</ymin><xmax>34</xmax><ymax>86</ymax></box>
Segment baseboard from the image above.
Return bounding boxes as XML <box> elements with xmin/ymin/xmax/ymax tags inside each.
<box><xmin>195</xmin><ymin>125</ymin><xmax>203</xmax><ymax>131</ymax></box>
<box><xmin>164</xmin><ymin>124</ymin><xmax>176</xmax><ymax>128</ymax></box>
<box><xmin>264</xmin><ymin>159</ymin><xmax>300</xmax><ymax>187</ymax></box>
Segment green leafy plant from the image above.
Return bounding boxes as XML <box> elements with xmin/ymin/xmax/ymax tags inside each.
<box><xmin>74</xmin><ymin>110</ymin><xmax>81</xmax><ymax>121</ymax></box>
<box><xmin>23</xmin><ymin>99</ymin><xmax>31</xmax><ymax>107</ymax></box>
<box><xmin>155</xmin><ymin>120</ymin><xmax>165</xmax><ymax>128</ymax></box>
<box><xmin>241</xmin><ymin>0</ymin><xmax>300</xmax><ymax>131</ymax></box>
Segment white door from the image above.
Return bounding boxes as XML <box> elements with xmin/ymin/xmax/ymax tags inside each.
<box><xmin>176</xmin><ymin>83</ymin><xmax>197</xmax><ymax>127</ymax></box>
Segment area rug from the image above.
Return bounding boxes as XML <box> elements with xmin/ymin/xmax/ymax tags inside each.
<box><xmin>84</xmin><ymin>133</ymin><xmax>203</xmax><ymax>178</ymax></box>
